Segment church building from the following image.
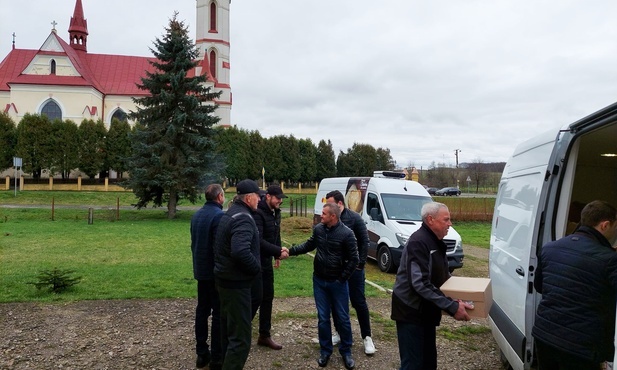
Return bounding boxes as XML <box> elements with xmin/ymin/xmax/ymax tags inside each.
<box><xmin>0</xmin><ymin>0</ymin><xmax>232</xmax><ymax>127</ymax></box>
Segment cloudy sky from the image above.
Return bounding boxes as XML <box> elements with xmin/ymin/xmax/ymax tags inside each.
<box><xmin>3</xmin><ymin>1</ymin><xmax>617</xmax><ymax>169</ymax></box>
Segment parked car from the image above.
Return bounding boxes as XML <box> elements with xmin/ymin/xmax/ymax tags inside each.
<box><xmin>426</xmin><ymin>187</ymin><xmax>439</xmax><ymax>195</ymax></box>
<box><xmin>435</xmin><ymin>187</ymin><xmax>461</xmax><ymax>196</ymax></box>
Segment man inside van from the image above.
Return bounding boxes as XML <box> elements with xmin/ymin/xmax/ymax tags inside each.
<box><xmin>391</xmin><ymin>202</ymin><xmax>471</xmax><ymax>370</ymax></box>
<box><xmin>325</xmin><ymin>190</ymin><xmax>375</xmax><ymax>355</ymax></box>
<box><xmin>533</xmin><ymin>200</ymin><xmax>617</xmax><ymax>370</ymax></box>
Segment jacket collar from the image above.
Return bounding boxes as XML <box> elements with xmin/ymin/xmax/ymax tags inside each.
<box><xmin>575</xmin><ymin>225</ymin><xmax>613</xmax><ymax>249</ymax></box>
<box><xmin>205</xmin><ymin>200</ymin><xmax>223</xmax><ymax>210</ymax></box>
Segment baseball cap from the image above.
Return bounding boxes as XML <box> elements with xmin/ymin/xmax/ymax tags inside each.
<box><xmin>267</xmin><ymin>185</ymin><xmax>287</xmax><ymax>198</ymax></box>
<box><xmin>236</xmin><ymin>179</ymin><xmax>260</xmax><ymax>195</ymax></box>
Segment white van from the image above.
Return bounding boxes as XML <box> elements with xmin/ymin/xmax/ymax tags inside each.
<box><xmin>489</xmin><ymin>102</ymin><xmax>617</xmax><ymax>369</ymax></box>
<box><xmin>314</xmin><ymin>172</ymin><xmax>464</xmax><ymax>273</ymax></box>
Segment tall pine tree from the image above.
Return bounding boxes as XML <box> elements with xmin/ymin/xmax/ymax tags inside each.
<box><xmin>124</xmin><ymin>14</ymin><xmax>221</xmax><ymax>219</ymax></box>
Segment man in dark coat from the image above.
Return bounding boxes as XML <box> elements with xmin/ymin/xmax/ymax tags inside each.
<box><xmin>253</xmin><ymin>185</ymin><xmax>289</xmax><ymax>350</ymax></box>
<box><xmin>325</xmin><ymin>190</ymin><xmax>375</xmax><ymax>355</ymax></box>
<box><xmin>214</xmin><ymin>179</ymin><xmax>262</xmax><ymax>370</ymax></box>
<box><xmin>391</xmin><ymin>202</ymin><xmax>471</xmax><ymax>370</ymax></box>
<box><xmin>190</xmin><ymin>184</ymin><xmax>225</xmax><ymax>369</ymax></box>
<box><xmin>533</xmin><ymin>200</ymin><xmax>617</xmax><ymax>369</ymax></box>
<box><xmin>289</xmin><ymin>203</ymin><xmax>359</xmax><ymax>370</ymax></box>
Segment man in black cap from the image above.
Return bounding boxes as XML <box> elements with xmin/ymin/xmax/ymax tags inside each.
<box><xmin>253</xmin><ymin>185</ymin><xmax>289</xmax><ymax>350</ymax></box>
<box><xmin>214</xmin><ymin>179</ymin><xmax>262</xmax><ymax>370</ymax></box>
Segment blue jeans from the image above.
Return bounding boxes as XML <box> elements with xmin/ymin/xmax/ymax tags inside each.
<box><xmin>313</xmin><ymin>275</ymin><xmax>353</xmax><ymax>356</ymax></box>
<box><xmin>347</xmin><ymin>268</ymin><xmax>371</xmax><ymax>338</ymax></box>
<box><xmin>396</xmin><ymin>320</ymin><xmax>437</xmax><ymax>370</ymax></box>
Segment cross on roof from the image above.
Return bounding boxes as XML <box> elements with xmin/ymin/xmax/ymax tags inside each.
<box><xmin>51</xmin><ymin>20</ymin><xmax>57</xmax><ymax>31</ymax></box>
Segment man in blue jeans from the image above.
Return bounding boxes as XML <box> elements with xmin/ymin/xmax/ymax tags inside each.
<box><xmin>290</xmin><ymin>203</ymin><xmax>359</xmax><ymax>369</ymax></box>
<box><xmin>325</xmin><ymin>190</ymin><xmax>375</xmax><ymax>355</ymax></box>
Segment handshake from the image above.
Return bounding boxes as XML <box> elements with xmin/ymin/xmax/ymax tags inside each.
<box><xmin>279</xmin><ymin>247</ymin><xmax>290</xmax><ymax>260</ymax></box>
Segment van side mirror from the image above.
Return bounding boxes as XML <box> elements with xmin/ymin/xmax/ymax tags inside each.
<box><xmin>370</xmin><ymin>207</ymin><xmax>382</xmax><ymax>223</ymax></box>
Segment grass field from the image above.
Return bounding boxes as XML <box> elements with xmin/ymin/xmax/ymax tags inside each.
<box><xmin>0</xmin><ymin>191</ymin><xmax>491</xmax><ymax>303</ymax></box>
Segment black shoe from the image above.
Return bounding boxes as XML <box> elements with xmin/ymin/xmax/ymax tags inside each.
<box><xmin>317</xmin><ymin>354</ymin><xmax>330</xmax><ymax>367</ymax></box>
<box><xmin>195</xmin><ymin>353</ymin><xmax>210</xmax><ymax>368</ymax></box>
<box><xmin>342</xmin><ymin>354</ymin><xmax>355</xmax><ymax>369</ymax></box>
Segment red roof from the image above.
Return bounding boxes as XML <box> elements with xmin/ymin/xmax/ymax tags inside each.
<box><xmin>0</xmin><ymin>32</ymin><xmax>159</xmax><ymax>96</ymax></box>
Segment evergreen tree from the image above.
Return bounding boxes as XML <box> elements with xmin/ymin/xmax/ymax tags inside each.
<box><xmin>15</xmin><ymin>113</ymin><xmax>53</xmax><ymax>179</ymax></box>
<box><xmin>0</xmin><ymin>112</ymin><xmax>17</xmax><ymax>172</ymax></box>
<box><xmin>50</xmin><ymin>119</ymin><xmax>79</xmax><ymax>179</ymax></box>
<box><xmin>213</xmin><ymin>125</ymin><xmax>250</xmax><ymax>183</ymax></box>
<box><xmin>78</xmin><ymin>119</ymin><xmax>107</xmax><ymax>178</ymax></box>
<box><xmin>316</xmin><ymin>139</ymin><xmax>336</xmax><ymax>181</ymax></box>
<box><xmin>298</xmin><ymin>138</ymin><xmax>317</xmax><ymax>182</ymax></box>
<box><xmin>105</xmin><ymin>118</ymin><xmax>132</xmax><ymax>178</ymax></box>
<box><xmin>124</xmin><ymin>14</ymin><xmax>222</xmax><ymax>219</ymax></box>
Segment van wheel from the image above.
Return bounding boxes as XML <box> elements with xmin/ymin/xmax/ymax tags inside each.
<box><xmin>378</xmin><ymin>246</ymin><xmax>395</xmax><ymax>273</ymax></box>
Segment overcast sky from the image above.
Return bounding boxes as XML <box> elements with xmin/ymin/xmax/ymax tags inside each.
<box><xmin>3</xmin><ymin>1</ymin><xmax>617</xmax><ymax>169</ymax></box>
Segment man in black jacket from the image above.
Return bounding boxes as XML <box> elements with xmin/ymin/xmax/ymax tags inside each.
<box><xmin>290</xmin><ymin>203</ymin><xmax>359</xmax><ymax>370</ymax></box>
<box><xmin>325</xmin><ymin>190</ymin><xmax>375</xmax><ymax>355</ymax></box>
<box><xmin>190</xmin><ymin>184</ymin><xmax>225</xmax><ymax>369</ymax></box>
<box><xmin>391</xmin><ymin>202</ymin><xmax>471</xmax><ymax>370</ymax></box>
<box><xmin>253</xmin><ymin>185</ymin><xmax>289</xmax><ymax>350</ymax></box>
<box><xmin>533</xmin><ymin>200</ymin><xmax>617</xmax><ymax>369</ymax></box>
<box><xmin>214</xmin><ymin>179</ymin><xmax>262</xmax><ymax>370</ymax></box>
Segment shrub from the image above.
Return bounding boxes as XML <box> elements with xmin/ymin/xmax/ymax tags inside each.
<box><xmin>29</xmin><ymin>268</ymin><xmax>82</xmax><ymax>293</ymax></box>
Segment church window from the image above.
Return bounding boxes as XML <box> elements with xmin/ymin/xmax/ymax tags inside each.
<box><xmin>50</xmin><ymin>60</ymin><xmax>56</xmax><ymax>75</ymax></box>
<box><xmin>209</xmin><ymin>50</ymin><xmax>217</xmax><ymax>79</ymax></box>
<box><xmin>111</xmin><ymin>109</ymin><xmax>128</xmax><ymax>122</ymax></box>
<box><xmin>41</xmin><ymin>100</ymin><xmax>62</xmax><ymax>121</ymax></box>
<box><xmin>210</xmin><ymin>2</ymin><xmax>217</xmax><ymax>32</ymax></box>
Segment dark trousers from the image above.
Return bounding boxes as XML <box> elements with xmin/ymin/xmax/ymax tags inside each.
<box><xmin>195</xmin><ymin>280</ymin><xmax>222</xmax><ymax>364</ymax></box>
<box><xmin>333</xmin><ymin>268</ymin><xmax>372</xmax><ymax>339</ymax></box>
<box><xmin>218</xmin><ymin>284</ymin><xmax>253</xmax><ymax>370</ymax></box>
<box><xmin>535</xmin><ymin>339</ymin><xmax>602</xmax><ymax>370</ymax></box>
<box><xmin>396</xmin><ymin>320</ymin><xmax>437</xmax><ymax>370</ymax></box>
<box><xmin>313</xmin><ymin>275</ymin><xmax>353</xmax><ymax>356</ymax></box>
<box><xmin>258</xmin><ymin>267</ymin><xmax>274</xmax><ymax>337</ymax></box>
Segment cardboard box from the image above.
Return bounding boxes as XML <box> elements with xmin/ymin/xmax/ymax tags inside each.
<box><xmin>440</xmin><ymin>276</ymin><xmax>492</xmax><ymax>318</ymax></box>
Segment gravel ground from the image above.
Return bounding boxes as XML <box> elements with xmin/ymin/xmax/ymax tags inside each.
<box><xmin>1</xmin><ymin>294</ymin><xmax>501</xmax><ymax>370</ymax></box>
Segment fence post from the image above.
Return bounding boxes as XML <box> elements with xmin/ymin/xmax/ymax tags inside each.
<box><xmin>5</xmin><ymin>176</ymin><xmax>9</xmax><ymax>190</ymax></box>
<box><xmin>105</xmin><ymin>177</ymin><xmax>109</xmax><ymax>192</ymax></box>
<box><xmin>78</xmin><ymin>176</ymin><xmax>82</xmax><ymax>191</ymax></box>
<box><xmin>88</xmin><ymin>208</ymin><xmax>94</xmax><ymax>224</ymax></box>
<box><xmin>117</xmin><ymin>197</ymin><xmax>120</xmax><ymax>221</ymax></box>
<box><xmin>51</xmin><ymin>197</ymin><xmax>55</xmax><ymax>221</ymax></box>
<box><xmin>49</xmin><ymin>177</ymin><xmax>53</xmax><ymax>191</ymax></box>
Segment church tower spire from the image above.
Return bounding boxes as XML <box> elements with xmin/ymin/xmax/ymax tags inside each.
<box><xmin>68</xmin><ymin>0</ymin><xmax>88</xmax><ymax>52</ymax></box>
<box><xmin>196</xmin><ymin>0</ymin><xmax>232</xmax><ymax>126</ymax></box>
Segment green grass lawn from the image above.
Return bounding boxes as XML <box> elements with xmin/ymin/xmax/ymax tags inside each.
<box><xmin>0</xmin><ymin>200</ymin><xmax>491</xmax><ymax>303</ymax></box>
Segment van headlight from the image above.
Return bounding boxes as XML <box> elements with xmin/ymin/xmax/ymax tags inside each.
<box><xmin>456</xmin><ymin>240</ymin><xmax>463</xmax><ymax>251</ymax></box>
<box><xmin>396</xmin><ymin>233</ymin><xmax>409</xmax><ymax>247</ymax></box>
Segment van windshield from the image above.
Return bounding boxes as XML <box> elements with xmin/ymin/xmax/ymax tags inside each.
<box><xmin>381</xmin><ymin>194</ymin><xmax>432</xmax><ymax>221</ymax></box>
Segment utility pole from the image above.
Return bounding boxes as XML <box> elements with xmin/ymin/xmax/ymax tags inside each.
<box><xmin>454</xmin><ymin>149</ymin><xmax>461</xmax><ymax>168</ymax></box>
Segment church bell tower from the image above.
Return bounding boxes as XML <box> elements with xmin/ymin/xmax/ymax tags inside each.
<box><xmin>196</xmin><ymin>0</ymin><xmax>232</xmax><ymax>126</ymax></box>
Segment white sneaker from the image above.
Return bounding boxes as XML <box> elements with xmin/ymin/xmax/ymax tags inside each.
<box><xmin>332</xmin><ymin>332</ymin><xmax>340</xmax><ymax>346</ymax></box>
<box><xmin>363</xmin><ymin>336</ymin><xmax>376</xmax><ymax>355</ymax></box>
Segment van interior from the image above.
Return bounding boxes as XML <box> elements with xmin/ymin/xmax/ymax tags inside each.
<box><xmin>555</xmin><ymin>123</ymin><xmax>617</xmax><ymax>240</ymax></box>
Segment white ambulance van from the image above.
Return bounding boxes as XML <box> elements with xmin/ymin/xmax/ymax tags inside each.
<box><xmin>489</xmin><ymin>102</ymin><xmax>617</xmax><ymax>369</ymax></box>
<box><xmin>314</xmin><ymin>171</ymin><xmax>464</xmax><ymax>273</ymax></box>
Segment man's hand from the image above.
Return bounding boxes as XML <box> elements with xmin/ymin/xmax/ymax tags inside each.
<box><xmin>453</xmin><ymin>300</ymin><xmax>472</xmax><ymax>321</ymax></box>
<box><xmin>279</xmin><ymin>247</ymin><xmax>289</xmax><ymax>260</ymax></box>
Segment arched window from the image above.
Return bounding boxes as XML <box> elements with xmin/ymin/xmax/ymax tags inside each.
<box><xmin>111</xmin><ymin>109</ymin><xmax>128</xmax><ymax>122</ymax></box>
<box><xmin>210</xmin><ymin>2</ymin><xmax>217</xmax><ymax>32</ymax></box>
<box><xmin>50</xmin><ymin>60</ymin><xmax>56</xmax><ymax>75</ymax></box>
<box><xmin>41</xmin><ymin>100</ymin><xmax>62</xmax><ymax>121</ymax></box>
<box><xmin>209</xmin><ymin>50</ymin><xmax>217</xmax><ymax>79</ymax></box>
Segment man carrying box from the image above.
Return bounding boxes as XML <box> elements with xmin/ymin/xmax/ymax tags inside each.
<box><xmin>391</xmin><ymin>202</ymin><xmax>472</xmax><ymax>370</ymax></box>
